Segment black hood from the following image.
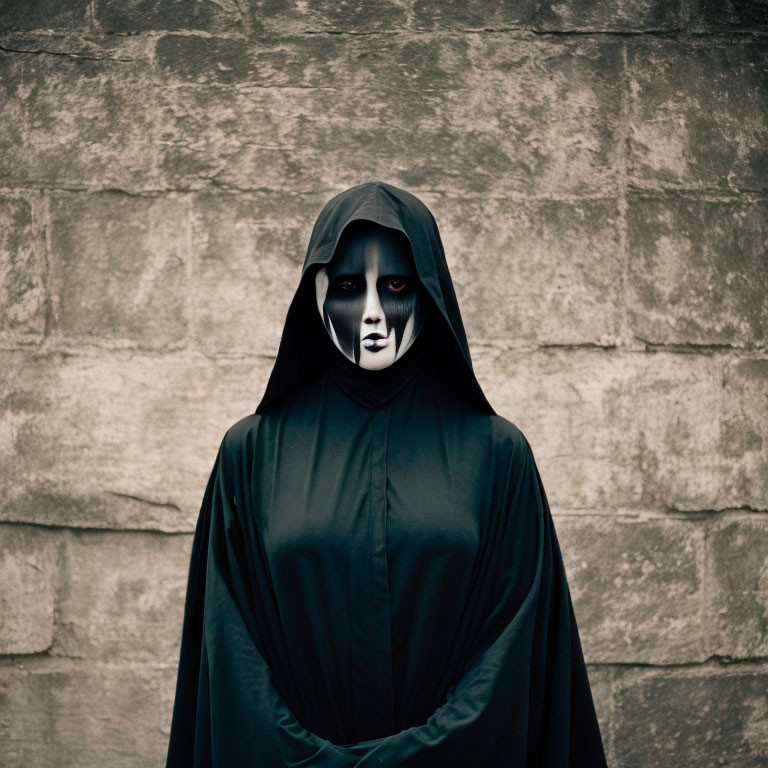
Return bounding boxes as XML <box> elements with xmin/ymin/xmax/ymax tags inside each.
<box><xmin>255</xmin><ymin>180</ymin><xmax>495</xmax><ymax>415</ymax></box>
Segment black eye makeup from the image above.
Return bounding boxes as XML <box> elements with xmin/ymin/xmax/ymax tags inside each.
<box><xmin>381</xmin><ymin>276</ymin><xmax>410</xmax><ymax>293</ymax></box>
<box><xmin>330</xmin><ymin>275</ymin><xmax>412</xmax><ymax>295</ymax></box>
<box><xmin>316</xmin><ymin>223</ymin><xmax>424</xmax><ymax>367</ymax></box>
<box><xmin>331</xmin><ymin>275</ymin><xmax>364</xmax><ymax>293</ymax></box>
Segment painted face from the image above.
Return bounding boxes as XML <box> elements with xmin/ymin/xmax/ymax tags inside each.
<box><xmin>314</xmin><ymin>222</ymin><xmax>426</xmax><ymax>370</ymax></box>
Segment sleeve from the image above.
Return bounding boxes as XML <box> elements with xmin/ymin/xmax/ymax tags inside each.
<box><xmin>351</xmin><ymin>435</ymin><xmax>608</xmax><ymax>768</ymax></box>
<box><xmin>165</xmin><ymin>434</ymin><xmax>359</xmax><ymax>768</ymax></box>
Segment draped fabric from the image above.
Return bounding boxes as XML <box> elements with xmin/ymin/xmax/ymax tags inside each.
<box><xmin>166</xmin><ymin>181</ymin><xmax>607</xmax><ymax>767</ymax></box>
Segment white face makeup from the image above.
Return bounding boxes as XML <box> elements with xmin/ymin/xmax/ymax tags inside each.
<box><xmin>314</xmin><ymin>222</ymin><xmax>426</xmax><ymax>370</ymax></box>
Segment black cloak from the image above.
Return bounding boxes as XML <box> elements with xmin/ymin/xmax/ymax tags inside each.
<box><xmin>165</xmin><ymin>181</ymin><xmax>607</xmax><ymax>767</ymax></box>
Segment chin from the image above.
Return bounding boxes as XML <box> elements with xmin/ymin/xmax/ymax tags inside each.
<box><xmin>358</xmin><ymin>346</ymin><xmax>397</xmax><ymax>370</ymax></box>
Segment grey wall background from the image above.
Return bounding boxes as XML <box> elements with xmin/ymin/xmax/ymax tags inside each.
<box><xmin>0</xmin><ymin>1</ymin><xmax>766</xmax><ymax>766</ymax></box>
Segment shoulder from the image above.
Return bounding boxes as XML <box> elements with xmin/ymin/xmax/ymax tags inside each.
<box><xmin>488</xmin><ymin>413</ymin><xmax>531</xmax><ymax>452</ymax></box>
<box><xmin>220</xmin><ymin>412</ymin><xmax>264</xmax><ymax>460</ymax></box>
<box><xmin>449</xmin><ymin>406</ymin><xmax>535</xmax><ymax>469</ymax></box>
<box><xmin>487</xmin><ymin>413</ymin><xmax>535</xmax><ymax>467</ymax></box>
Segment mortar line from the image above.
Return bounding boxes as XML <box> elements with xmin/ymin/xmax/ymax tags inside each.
<box><xmin>1</xmin><ymin>26</ymin><xmax>766</xmax><ymax>42</ymax></box>
<box><xmin>589</xmin><ymin>656</ymin><xmax>768</xmax><ymax>670</ymax></box>
<box><xmin>0</xmin><ymin>520</ymin><xmax>196</xmax><ymax>536</ymax></box>
<box><xmin>2</xmin><ymin>507</ymin><xmax>766</xmax><ymax>540</ymax></box>
<box><xmin>607</xmin><ymin>665</ymin><xmax>617</xmax><ymax>767</ymax></box>
<box><xmin>49</xmin><ymin>525</ymin><xmax>70</xmax><ymax>658</ymax></box>
<box><xmin>701</xmin><ymin>515</ymin><xmax>714</xmax><ymax>661</ymax></box>
<box><xmin>87</xmin><ymin>0</ymin><xmax>97</xmax><ymax>33</ymax></box>
<box><xmin>1</xmin><ymin>337</ymin><xmax>766</xmax><ymax>358</ymax></box>
<box><xmin>617</xmin><ymin>41</ymin><xmax>633</xmax><ymax>354</ymax></box>
<box><xmin>1</xmin><ymin>181</ymin><xmax>766</xmax><ymax>203</ymax></box>
<box><xmin>39</xmin><ymin>188</ymin><xmax>54</xmax><ymax>340</ymax></box>
<box><xmin>184</xmin><ymin>192</ymin><xmax>196</xmax><ymax>356</ymax></box>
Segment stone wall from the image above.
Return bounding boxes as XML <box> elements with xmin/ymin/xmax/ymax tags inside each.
<box><xmin>1</xmin><ymin>1</ymin><xmax>766</xmax><ymax>766</ymax></box>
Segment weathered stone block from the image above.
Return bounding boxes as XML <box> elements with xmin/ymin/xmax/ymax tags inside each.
<box><xmin>410</xmin><ymin>0</ymin><xmax>538</xmax><ymax>30</ymax></box>
<box><xmin>429</xmin><ymin>195</ymin><xmax>623</xmax><ymax>347</ymax></box>
<box><xmin>48</xmin><ymin>192</ymin><xmax>188</xmax><ymax>349</ymax></box>
<box><xmin>584</xmin><ymin>665</ymin><xmax>614</xmax><ymax>764</ymax></box>
<box><xmin>613</xmin><ymin>669</ymin><xmax>768</xmax><ymax>767</ymax></box>
<box><xmin>690</xmin><ymin>0</ymin><xmax>768</xmax><ymax>33</ymax></box>
<box><xmin>156</xmin><ymin>34</ymin><xmax>252</xmax><ymax>85</ymax></box>
<box><xmin>721</xmin><ymin>357</ymin><xmax>768</xmax><ymax>505</ymax></box>
<box><xmin>0</xmin><ymin>48</ymin><xmax>160</xmax><ymax>190</ymax></box>
<box><xmin>0</xmin><ymin>348</ymin><xmax>267</xmax><ymax>531</ymax></box>
<box><xmin>158</xmin><ymin>35</ymin><xmax>622</xmax><ymax>198</ymax></box>
<box><xmin>537</xmin><ymin>0</ymin><xmax>688</xmax><ymax>31</ymax></box>
<box><xmin>709</xmin><ymin>516</ymin><xmax>768</xmax><ymax>659</ymax></box>
<box><xmin>0</xmin><ymin>662</ymin><xmax>176</xmax><ymax>768</ymax></box>
<box><xmin>52</xmin><ymin>530</ymin><xmax>191</xmax><ymax>663</ymax></box>
<box><xmin>248</xmin><ymin>0</ymin><xmax>409</xmax><ymax>34</ymax></box>
<box><xmin>0</xmin><ymin>193</ymin><xmax>46</xmax><ymax>343</ymax></box>
<box><xmin>557</xmin><ymin>516</ymin><xmax>706</xmax><ymax>664</ymax></box>
<box><xmin>96</xmin><ymin>0</ymin><xmax>242</xmax><ymax>34</ymax></box>
<box><xmin>478</xmin><ymin>349</ymin><xmax>767</xmax><ymax>512</ymax></box>
<box><xmin>627</xmin><ymin>41</ymin><xmax>768</xmax><ymax>191</ymax></box>
<box><xmin>0</xmin><ymin>524</ymin><xmax>57</xmax><ymax>654</ymax></box>
<box><xmin>0</xmin><ymin>0</ymin><xmax>89</xmax><ymax>30</ymax></box>
<box><xmin>627</xmin><ymin>195</ymin><xmax>768</xmax><ymax>348</ymax></box>
<box><xmin>190</xmin><ymin>191</ymin><xmax>318</xmax><ymax>356</ymax></box>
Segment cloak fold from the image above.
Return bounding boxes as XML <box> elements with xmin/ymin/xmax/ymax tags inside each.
<box><xmin>166</xmin><ymin>181</ymin><xmax>606</xmax><ymax>767</ymax></box>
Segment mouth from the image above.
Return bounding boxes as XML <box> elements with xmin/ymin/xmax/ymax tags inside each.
<box><xmin>362</xmin><ymin>332</ymin><xmax>390</xmax><ymax>351</ymax></box>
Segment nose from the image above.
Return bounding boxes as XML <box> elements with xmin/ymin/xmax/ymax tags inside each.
<box><xmin>362</xmin><ymin>278</ymin><xmax>384</xmax><ymax>325</ymax></box>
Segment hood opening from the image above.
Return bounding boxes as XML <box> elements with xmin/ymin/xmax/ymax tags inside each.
<box><xmin>255</xmin><ymin>181</ymin><xmax>495</xmax><ymax>416</ymax></box>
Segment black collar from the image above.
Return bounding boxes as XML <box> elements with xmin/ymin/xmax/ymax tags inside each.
<box><xmin>321</xmin><ymin>323</ymin><xmax>428</xmax><ymax>410</ymax></box>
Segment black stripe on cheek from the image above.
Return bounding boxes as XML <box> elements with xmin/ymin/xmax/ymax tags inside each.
<box><xmin>380</xmin><ymin>289</ymin><xmax>419</xmax><ymax>354</ymax></box>
<box><xmin>324</xmin><ymin>294</ymin><xmax>365</xmax><ymax>364</ymax></box>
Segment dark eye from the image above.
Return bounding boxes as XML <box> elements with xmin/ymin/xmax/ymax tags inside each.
<box><xmin>385</xmin><ymin>278</ymin><xmax>408</xmax><ymax>293</ymax></box>
<box><xmin>334</xmin><ymin>277</ymin><xmax>361</xmax><ymax>292</ymax></box>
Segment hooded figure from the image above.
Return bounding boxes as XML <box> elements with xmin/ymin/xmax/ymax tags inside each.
<box><xmin>165</xmin><ymin>181</ymin><xmax>607</xmax><ymax>767</ymax></box>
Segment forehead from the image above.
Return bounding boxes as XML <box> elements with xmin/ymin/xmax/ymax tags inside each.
<box><xmin>326</xmin><ymin>222</ymin><xmax>415</xmax><ymax>278</ymax></box>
